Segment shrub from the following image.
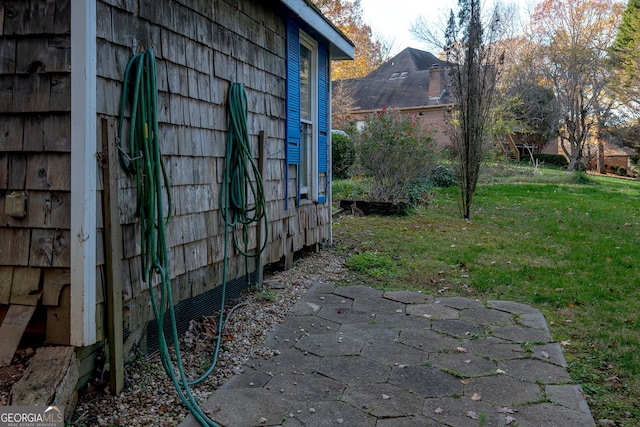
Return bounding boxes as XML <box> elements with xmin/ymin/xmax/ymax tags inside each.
<box><xmin>331</xmin><ymin>130</ymin><xmax>356</xmax><ymax>179</ymax></box>
<box><xmin>332</xmin><ymin>178</ymin><xmax>370</xmax><ymax>201</ymax></box>
<box><xmin>355</xmin><ymin>107</ymin><xmax>438</xmax><ymax>203</ymax></box>
<box><xmin>403</xmin><ymin>179</ymin><xmax>435</xmax><ymax>207</ymax></box>
<box><xmin>571</xmin><ymin>170</ymin><xmax>594</xmax><ymax>185</ymax></box>
<box><xmin>430</xmin><ymin>165</ymin><xmax>458</xmax><ymax>187</ymax></box>
<box><xmin>532</xmin><ymin>154</ymin><xmax>569</xmax><ymax>168</ymax></box>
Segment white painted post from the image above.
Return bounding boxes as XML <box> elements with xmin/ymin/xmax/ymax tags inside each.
<box><xmin>70</xmin><ymin>0</ymin><xmax>97</xmax><ymax>347</ymax></box>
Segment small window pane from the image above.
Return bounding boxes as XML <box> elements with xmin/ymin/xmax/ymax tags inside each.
<box><xmin>300</xmin><ymin>122</ymin><xmax>310</xmax><ymax>192</ymax></box>
<box><xmin>300</xmin><ymin>44</ymin><xmax>311</xmax><ymax>121</ymax></box>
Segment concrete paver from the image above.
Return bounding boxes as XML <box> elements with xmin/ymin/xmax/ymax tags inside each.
<box><xmin>180</xmin><ymin>284</ymin><xmax>596</xmax><ymax>427</ymax></box>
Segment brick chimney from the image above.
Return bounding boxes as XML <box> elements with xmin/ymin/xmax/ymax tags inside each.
<box><xmin>428</xmin><ymin>65</ymin><xmax>444</xmax><ymax>99</ymax></box>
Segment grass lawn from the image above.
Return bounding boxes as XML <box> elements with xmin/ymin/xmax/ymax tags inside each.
<box><xmin>331</xmin><ymin>164</ymin><xmax>640</xmax><ymax>425</ymax></box>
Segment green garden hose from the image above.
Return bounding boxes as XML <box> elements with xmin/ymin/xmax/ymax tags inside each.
<box><xmin>118</xmin><ymin>48</ymin><xmax>267</xmax><ymax>426</ymax></box>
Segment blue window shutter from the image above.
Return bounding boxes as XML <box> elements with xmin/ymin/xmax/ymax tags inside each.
<box><xmin>317</xmin><ymin>43</ymin><xmax>329</xmax><ymax>203</ymax></box>
<box><xmin>285</xmin><ymin>18</ymin><xmax>300</xmax><ymax>209</ymax></box>
<box><xmin>286</xmin><ymin>19</ymin><xmax>301</xmax><ymax>165</ymax></box>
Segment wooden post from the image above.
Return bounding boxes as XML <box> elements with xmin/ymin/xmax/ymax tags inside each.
<box><xmin>256</xmin><ymin>131</ymin><xmax>267</xmax><ymax>286</ymax></box>
<box><xmin>100</xmin><ymin>118</ymin><xmax>124</xmax><ymax>394</ymax></box>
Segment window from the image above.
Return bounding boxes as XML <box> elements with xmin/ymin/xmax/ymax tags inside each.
<box><xmin>299</xmin><ymin>39</ymin><xmax>315</xmax><ymax>197</ymax></box>
<box><xmin>286</xmin><ymin>19</ymin><xmax>329</xmax><ymax>206</ymax></box>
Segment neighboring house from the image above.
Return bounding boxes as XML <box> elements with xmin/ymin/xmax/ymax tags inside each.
<box><xmin>500</xmin><ymin>131</ymin><xmax>549</xmax><ymax>162</ymax></box>
<box><xmin>543</xmin><ymin>137</ymin><xmax>635</xmax><ymax>175</ymax></box>
<box><xmin>0</xmin><ymin>0</ymin><xmax>353</xmax><ymax>400</ymax></box>
<box><xmin>585</xmin><ymin>140</ymin><xmax>635</xmax><ymax>175</ymax></box>
<box><xmin>333</xmin><ymin>47</ymin><xmax>453</xmax><ymax>146</ymax></box>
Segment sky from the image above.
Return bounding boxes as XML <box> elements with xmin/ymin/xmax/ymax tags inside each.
<box><xmin>359</xmin><ymin>0</ymin><xmax>537</xmax><ymax>56</ymax></box>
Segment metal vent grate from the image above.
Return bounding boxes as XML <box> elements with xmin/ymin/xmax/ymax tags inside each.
<box><xmin>145</xmin><ymin>269</ymin><xmax>258</xmax><ymax>355</ymax></box>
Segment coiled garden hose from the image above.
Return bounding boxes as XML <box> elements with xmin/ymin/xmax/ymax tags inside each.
<box><xmin>118</xmin><ymin>48</ymin><xmax>267</xmax><ymax>426</ymax></box>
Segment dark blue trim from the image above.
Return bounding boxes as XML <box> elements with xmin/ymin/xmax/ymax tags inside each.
<box><xmin>285</xmin><ymin>18</ymin><xmax>301</xmax><ymax>210</ymax></box>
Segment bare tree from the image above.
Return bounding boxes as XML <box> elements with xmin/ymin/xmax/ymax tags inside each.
<box><xmin>531</xmin><ymin>0</ymin><xmax>624</xmax><ymax>171</ymax></box>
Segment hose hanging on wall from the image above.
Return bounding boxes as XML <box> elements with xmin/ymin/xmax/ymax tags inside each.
<box><xmin>118</xmin><ymin>49</ymin><xmax>268</xmax><ymax>427</ymax></box>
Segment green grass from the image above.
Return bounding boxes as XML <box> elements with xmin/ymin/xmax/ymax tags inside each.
<box><xmin>332</xmin><ymin>166</ymin><xmax>640</xmax><ymax>425</ymax></box>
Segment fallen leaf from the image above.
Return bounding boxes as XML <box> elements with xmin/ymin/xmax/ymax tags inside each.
<box><xmin>561</xmin><ymin>341</ymin><xmax>571</xmax><ymax>346</ymax></box>
<box><xmin>457</xmin><ymin>347</ymin><xmax>468</xmax><ymax>353</ymax></box>
<box><xmin>464</xmin><ymin>359</ymin><xmax>471</xmax><ymax>364</ymax></box>
<box><xmin>496</xmin><ymin>368</ymin><xmax>506</xmax><ymax>374</ymax></box>
<box><xmin>541</xmin><ymin>351</ymin><xmax>550</xmax><ymax>359</ymax></box>
<box><xmin>434</xmin><ymin>407</ymin><xmax>444</xmax><ymax>414</ymax></box>
<box><xmin>258</xmin><ymin>417</ymin><xmax>267</xmax><ymax>424</ymax></box>
<box><xmin>203</xmin><ymin>325</ymin><xmax>218</xmax><ymax>338</ymax></box>
<box><xmin>382</xmin><ymin>394</ymin><xmax>391</xmax><ymax>400</ymax></box>
<box><xmin>467</xmin><ymin>411</ymin><xmax>479</xmax><ymax>420</ymax></box>
<box><xmin>506</xmin><ymin>415</ymin><xmax>516</xmax><ymax>424</ymax></box>
<box><xmin>498</xmin><ymin>407</ymin><xmax>517</xmax><ymax>414</ymax></box>
<box><xmin>471</xmin><ymin>393</ymin><xmax>481</xmax><ymax>401</ymax></box>
<box><xmin>460</xmin><ymin>380</ymin><xmax>469</xmax><ymax>385</ymax></box>
<box><xmin>337</xmin><ymin>418</ymin><xmax>344</xmax><ymax>424</ymax></box>
<box><xmin>598</xmin><ymin>420</ymin><xmax>616</xmax><ymax>426</ymax></box>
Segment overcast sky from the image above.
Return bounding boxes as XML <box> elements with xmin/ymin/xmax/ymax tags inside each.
<box><xmin>359</xmin><ymin>0</ymin><xmax>538</xmax><ymax>55</ymax></box>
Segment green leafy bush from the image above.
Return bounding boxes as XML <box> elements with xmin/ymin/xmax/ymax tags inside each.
<box><xmin>403</xmin><ymin>179</ymin><xmax>435</xmax><ymax>207</ymax></box>
<box><xmin>429</xmin><ymin>165</ymin><xmax>458</xmax><ymax>187</ymax></box>
<box><xmin>610</xmin><ymin>165</ymin><xmax>628</xmax><ymax>176</ymax></box>
<box><xmin>355</xmin><ymin>107</ymin><xmax>438</xmax><ymax>203</ymax></box>
<box><xmin>332</xmin><ymin>178</ymin><xmax>370</xmax><ymax>201</ymax></box>
<box><xmin>332</xmin><ymin>130</ymin><xmax>356</xmax><ymax>179</ymax></box>
<box><xmin>532</xmin><ymin>153</ymin><xmax>569</xmax><ymax>168</ymax></box>
<box><xmin>571</xmin><ymin>170</ymin><xmax>594</xmax><ymax>184</ymax></box>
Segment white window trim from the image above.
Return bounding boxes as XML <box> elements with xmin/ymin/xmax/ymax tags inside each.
<box><xmin>299</xmin><ymin>30</ymin><xmax>318</xmax><ymax>201</ymax></box>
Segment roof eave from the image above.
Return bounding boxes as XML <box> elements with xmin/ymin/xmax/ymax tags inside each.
<box><xmin>279</xmin><ymin>0</ymin><xmax>355</xmax><ymax>60</ymax></box>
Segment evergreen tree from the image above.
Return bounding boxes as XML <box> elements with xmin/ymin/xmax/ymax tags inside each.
<box><xmin>445</xmin><ymin>0</ymin><xmax>503</xmax><ymax>219</ymax></box>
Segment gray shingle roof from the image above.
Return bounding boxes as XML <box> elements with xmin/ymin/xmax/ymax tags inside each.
<box><xmin>334</xmin><ymin>48</ymin><xmax>452</xmax><ymax>111</ymax></box>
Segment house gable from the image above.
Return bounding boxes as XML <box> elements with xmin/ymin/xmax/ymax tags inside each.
<box><xmin>336</xmin><ymin>48</ymin><xmax>452</xmax><ymax>112</ymax></box>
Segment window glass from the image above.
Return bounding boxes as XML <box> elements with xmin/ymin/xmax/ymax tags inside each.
<box><xmin>300</xmin><ymin>122</ymin><xmax>310</xmax><ymax>193</ymax></box>
<box><xmin>300</xmin><ymin>44</ymin><xmax>312</xmax><ymax>122</ymax></box>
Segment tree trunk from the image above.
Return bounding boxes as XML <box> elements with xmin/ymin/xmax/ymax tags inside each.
<box><xmin>597</xmin><ymin>140</ymin><xmax>606</xmax><ymax>174</ymax></box>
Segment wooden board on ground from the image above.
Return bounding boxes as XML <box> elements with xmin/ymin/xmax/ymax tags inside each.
<box><xmin>0</xmin><ymin>304</ymin><xmax>37</xmax><ymax>366</ymax></box>
<box><xmin>10</xmin><ymin>346</ymin><xmax>78</xmax><ymax>418</ymax></box>
<box><xmin>338</xmin><ymin>199</ymin><xmax>409</xmax><ymax>216</ymax></box>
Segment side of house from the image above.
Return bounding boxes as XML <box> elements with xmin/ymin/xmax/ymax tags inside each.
<box><xmin>0</xmin><ymin>1</ymin><xmax>74</xmax><ymax>351</ymax></box>
<box><xmin>0</xmin><ymin>0</ymin><xmax>353</xmax><ymax>385</ymax></box>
